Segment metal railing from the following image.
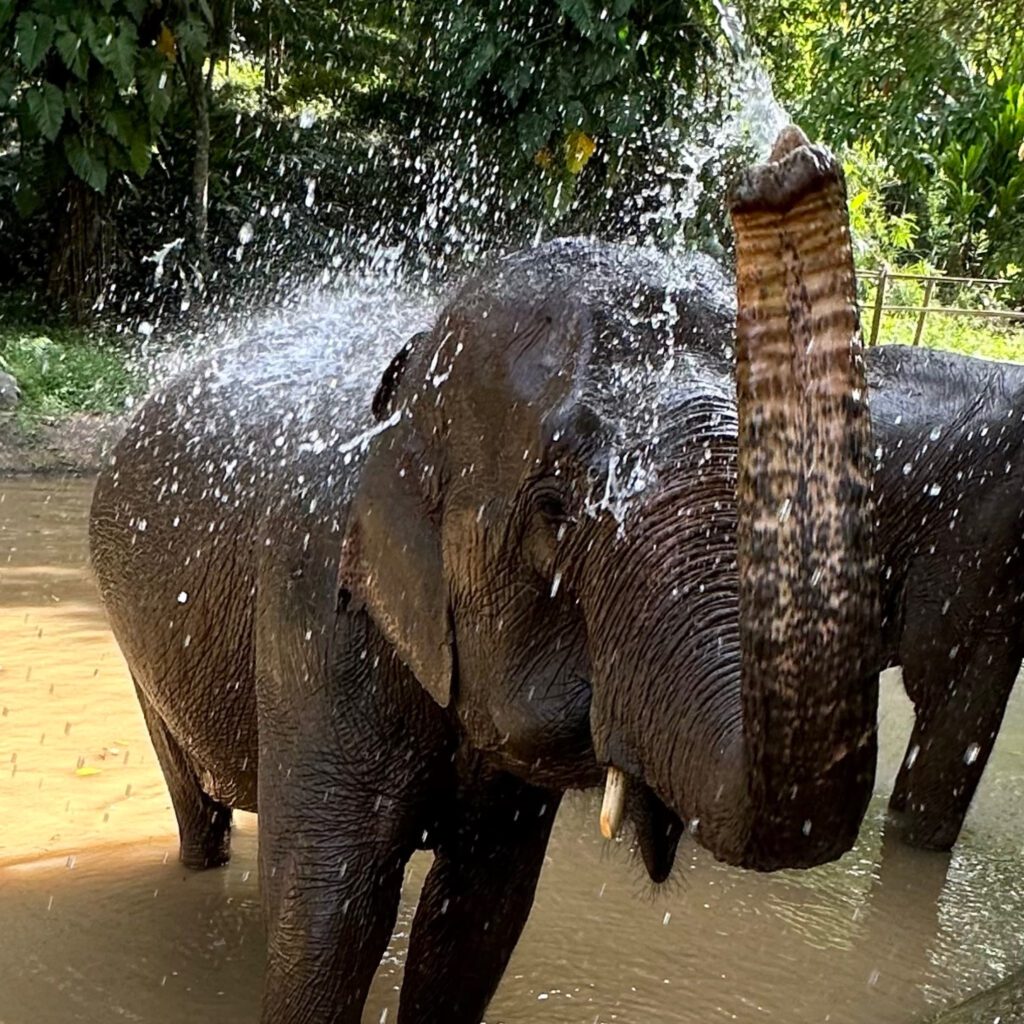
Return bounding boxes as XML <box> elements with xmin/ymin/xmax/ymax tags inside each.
<box><xmin>858</xmin><ymin>269</ymin><xmax>1024</xmax><ymax>346</ymax></box>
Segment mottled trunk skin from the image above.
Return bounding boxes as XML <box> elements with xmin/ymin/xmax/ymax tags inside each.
<box><xmin>729</xmin><ymin>128</ymin><xmax>879</xmax><ymax>867</ymax></box>
<box><xmin>586</xmin><ymin>130</ymin><xmax>880</xmax><ymax>872</ymax></box>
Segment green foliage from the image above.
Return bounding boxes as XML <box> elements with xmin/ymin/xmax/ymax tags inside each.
<box><xmin>843</xmin><ymin>142</ymin><xmax>919</xmax><ymax>270</ymax></box>
<box><xmin>419</xmin><ymin>1</ymin><xmax>721</xmax><ymax>198</ymax></box>
<box><xmin>1</xmin><ymin>0</ymin><xmax>180</xmax><ymax>206</ymax></box>
<box><xmin>877</xmin><ymin>315</ymin><xmax>1024</xmax><ymax>363</ymax></box>
<box><xmin>747</xmin><ymin>0</ymin><xmax>1024</xmax><ymax>287</ymax></box>
<box><xmin>0</xmin><ymin>317</ymin><xmax>139</xmax><ymax>414</ymax></box>
<box><xmin>930</xmin><ymin>76</ymin><xmax>1024</xmax><ymax>279</ymax></box>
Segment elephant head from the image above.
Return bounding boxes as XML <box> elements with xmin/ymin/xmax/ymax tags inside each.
<box><xmin>342</xmin><ymin>128</ymin><xmax>879</xmax><ymax>878</ymax></box>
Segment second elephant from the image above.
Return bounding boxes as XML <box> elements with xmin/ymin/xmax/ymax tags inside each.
<box><xmin>870</xmin><ymin>344</ymin><xmax>1024</xmax><ymax>850</ymax></box>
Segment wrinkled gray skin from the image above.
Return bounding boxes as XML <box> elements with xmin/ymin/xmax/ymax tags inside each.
<box><xmin>90</xmin><ymin>237</ymin><xmax>881</xmax><ymax>1024</ymax></box>
<box><xmin>870</xmin><ymin>345</ymin><xmax>1024</xmax><ymax>850</ymax></box>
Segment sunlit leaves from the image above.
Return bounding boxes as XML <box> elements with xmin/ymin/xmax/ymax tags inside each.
<box><xmin>747</xmin><ymin>0</ymin><xmax>1024</xmax><ymax>283</ymax></box>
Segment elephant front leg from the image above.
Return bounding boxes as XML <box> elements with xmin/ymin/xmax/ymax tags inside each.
<box><xmin>398</xmin><ymin>773</ymin><xmax>561</xmax><ymax>1024</ymax></box>
<box><xmin>257</xmin><ymin>765</ymin><xmax>414</xmax><ymax>1024</ymax></box>
<box><xmin>890</xmin><ymin>637</ymin><xmax>1022</xmax><ymax>850</ymax></box>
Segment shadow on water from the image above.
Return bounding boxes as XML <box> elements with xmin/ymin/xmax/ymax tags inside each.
<box><xmin>2</xmin><ymin>477</ymin><xmax>1024</xmax><ymax>1023</ymax></box>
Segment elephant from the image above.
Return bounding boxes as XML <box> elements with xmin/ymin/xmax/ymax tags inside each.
<box><xmin>868</xmin><ymin>344</ymin><xmax>1024</xmax><ymax>850</ymax></box>
<box><xmin>89</xmin><ymin>130</ymin><xmax>882</xmax><ymax>1023</ymax></box>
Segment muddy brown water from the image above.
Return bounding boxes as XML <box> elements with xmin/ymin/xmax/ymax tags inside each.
<box><xmin>1</xmin><ymin>477</ymin><xmax>1023</xmax><ymax>1024</ymax></box>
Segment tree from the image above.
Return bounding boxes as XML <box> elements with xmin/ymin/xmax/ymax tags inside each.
<box><xmin>744</xmin><ymin>0</ymin><xmax>1024</xmax><ymax>281</ymax></box>
<box><xmin>0</xmin><ymin>0</ymin><xmax>176</xmax><ymax>317</ymax></box>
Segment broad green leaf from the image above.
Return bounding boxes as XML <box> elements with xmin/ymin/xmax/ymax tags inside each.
<box><xmin>56</xmin><ymin>29</ymin><xmax>89</xmax><ymax>78</ymax></box>
<box><xmin>138</xmin><ymin>52</ymin><xmax>173</xmax><ymax>122</ymax></box>
<box><xmin>849</xmin><ymin>189</ymin><xmax>870</xmax><ymax>212</ymax></box>
<box><xmin>102</xmin><ymin>105</ymin><xmax>134</xmax><ymax>146</ymax></box>
<box><xmin>176</xmin><ymin>16</ymin><xmax>209</xmax><ymax>64</ymax></box>
<box><xmin>127</xmin><ymin>131</ymin><xmax>152</xmax><ymax>177</ymax></box>
<box><xmin>15</xmin><ymin>12</ymin><xmax>56</xmax><ymax>71</ymax></box>
<box><xmin>25</xmin><ymin>82</ymin><xmax>65</xmax><ymax>140</ymax></box>
<box><xmin>0</xmin><ymin>0</ymin><xmax>15</xmax><ymax>31</ymax></box>
<box><xmin>64</xmin><ymin>134</ymin><xmax>109</xmax><ymax>193</ymax></box>
<box><xmin>90</xmin><ymin>18</ymin><xmax>138</xmax><ymax>89</ymax></box>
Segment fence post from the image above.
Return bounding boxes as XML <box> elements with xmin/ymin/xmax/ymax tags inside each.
<box><xmin>869</xmin><ymin>268</ymin><xmax>887</xmax><ymax>345</ymax></box>
<box><xmin>912</xmin><ymin>278</ymin><xmax>935</xmax><ymax>346</ymax></box>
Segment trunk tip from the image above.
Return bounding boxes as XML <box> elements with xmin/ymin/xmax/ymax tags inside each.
<box><xmin>729</xmin><ymin>126</ymin><xmax>843</xmax><ymax>217</ymax></box>
<box><xmin>768</xmin><ymin>125</ymin><xmax>811</xmax><ymax>162</ymax></box>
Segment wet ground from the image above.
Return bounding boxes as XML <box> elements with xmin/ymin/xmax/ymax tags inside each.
<box><xmin>2</xmin><ymin>476</ymin><xmax>1023</xmax><ymax>1024</ymax></box>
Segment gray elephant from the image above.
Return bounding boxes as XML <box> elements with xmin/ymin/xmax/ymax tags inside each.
<box><xmin>869</xmin><ymin>345</ymin><xmax>1024</xmax><ymax>850</ymax></box>
<box><xmin>90</xmin><ymin>134</ymin><xmax>880</xmax><ymax>1022</ymax></box>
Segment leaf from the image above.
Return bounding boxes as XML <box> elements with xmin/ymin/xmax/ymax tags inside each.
<box><xmin>156</xmin><ymin>24</ymin><xmax>176</xmax><ymax>62</ymax></box>
<box><xmin>123</xmin><ymin>0</ymin><xmax>149</xmax><ymax>23</ymax></box>
<box><xmin>127</xmin><ymin>132</ymin><xmax>152</xmax><ymax>177</ymax></box>
<box><xmin>56</xmin><ymin>29</ymin><xmax>89</xmax><ymax>79</ymax></box>
<box><xmin>101</xmin><ymin>105</ymin><xmax>133</xmax><ymax>146</ymax></box>
<box><xmin>848</xmin><ymin>189</ymin><xmax>870</xmax><ymax>213</ymax></box>
<box><xmin>74</xmin><ymin>766</ymin><xmax>102</xmax><ymax>777</ymax></box>
<box><xmin>176</xmin><ymin>16</ymin><xmax>209</xmax><ymax>65</ymax></box>
<box><xmin>138</xmin><ymin>52</ymin><xmax>173</xmax><ymax>122</ymax></box>
<box><xmin>25</xmin><ymin>83</ymin><xmax>65</xmax><ymax>141</ymax></box>
<box><xmin>0</xmin><ymin>0</ymin><xmax>14</xmax><ymax>31</ymax></box>
<box><xmin>91</xmin><ymin>18</ymin><xmax>138</xmax><ymax>89</ymax></box>
<box><xmin>64</xmin><ymin>134</ymin><xmax>109</xmax><ymax>193</ymax></box>
<box><xmin>564</xmin><ymin>129</ymin><xmax>596</xmax><ymax>173</ymax></box>
<box><xmin>15</xmin><ymin>11</ymin><xmax>56</xmax><ymax>71</ymax></box>
<box><xmin>64</xmin><ymin>84</ymin><xmax>82</xmax><ymax>122</ymax></box>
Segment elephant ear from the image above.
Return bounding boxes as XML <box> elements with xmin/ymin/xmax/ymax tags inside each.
<box><xmin>372</xmin><ymin>333</ymin><xmax>423</xmax><ymax>421</ymax></box>
<box><xmin>341</xmin><ymin>337</ymin><xmax>454</xmax><ymax>708</ymax></box>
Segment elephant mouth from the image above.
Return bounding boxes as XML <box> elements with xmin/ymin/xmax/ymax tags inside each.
<box><xmin>607</xmin><ymin>769</ymin><xmax>685</xmax><ymax>884</ymax></box>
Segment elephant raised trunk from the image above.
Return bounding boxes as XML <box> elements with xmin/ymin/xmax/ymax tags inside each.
<box><xmin>588</xmin><ymin>128</ymin><xmax>879</xmax><ymax>872</ymax></box>
<box><xmin>730</xmin><ymin>127</ymin><xmax>880</xmax><ymax>868</ymax></box>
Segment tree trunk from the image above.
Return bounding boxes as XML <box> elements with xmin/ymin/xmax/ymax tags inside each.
<box><xmin>184</xmin><ymin>56</ymin><xmax>215</xmax><ymax>291</ymax></box>
<box><xmin>263</xmin><ymin>10</ymin><xmax>277</xmax><ymax>99</ymax></box>
<box><xmin>46</xmin><ymin>177</ymin><xmax>111</xmax><ymax>323</ymax></box>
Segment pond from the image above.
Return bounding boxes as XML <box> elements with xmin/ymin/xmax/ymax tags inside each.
<box><xmin>1</xmin><ymin>476</ymin><xmax>1022</xmax><ymax>1023</ymax></box>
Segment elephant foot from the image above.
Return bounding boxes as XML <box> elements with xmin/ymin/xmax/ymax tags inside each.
<box><xmin>885</xmin><ymin>802</ymin><xmax>958</xmax><ymax>853</ymax></box>
<box><xmin>178</xmin><ymin>805</ymin><xmax>233</xmax><ymax>870</ymax></box>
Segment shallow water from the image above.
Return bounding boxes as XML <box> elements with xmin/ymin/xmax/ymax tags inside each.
<box><xmin>1</xmin><ymin>476</ymin><xmax>1023</xmax><ymax>1023</ymax></box>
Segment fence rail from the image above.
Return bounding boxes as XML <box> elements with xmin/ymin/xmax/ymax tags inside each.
<box><xmin>858</xmin><ymin>269</ymin><xmax>1023</xmax><ymax>346</ymax></box>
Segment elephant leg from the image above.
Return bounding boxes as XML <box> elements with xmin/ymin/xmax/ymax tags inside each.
<box><xmin>398</xmin><ymin>773</ymin><xmax>561</xmax><ymax>1024</ymax></box>
<box><xmin>890</xmin><ymin>638</ymin><xmax>1022</xmax><ymax>850</ymax></box>
<box><xmin>133</xmin><ymin>677</ymin><xmax>232</xmax><ymax>869</ymax></box>
<box><xmin>257</xmin><ymin>755</ymin><xmax>415</xmax><ymax>1024</ymax></box>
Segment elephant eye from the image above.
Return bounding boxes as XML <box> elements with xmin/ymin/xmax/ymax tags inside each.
<box><xmin>534</xmin><ymin>488</ymin><xmax>571</xmax><ymax>527</ymax></box>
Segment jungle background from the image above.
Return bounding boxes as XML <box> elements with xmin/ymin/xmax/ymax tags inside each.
<box><xmin>0</xmin><ymin>0</ymin><xmax>1021</xmax><ymax>422</ymax></box>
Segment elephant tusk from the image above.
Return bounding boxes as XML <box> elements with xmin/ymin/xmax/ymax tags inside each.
<box><xmin>600</xmin><ymin>767</ymin><xmax>627</xmax><ymax>840</ymax></box>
